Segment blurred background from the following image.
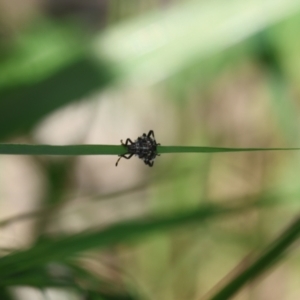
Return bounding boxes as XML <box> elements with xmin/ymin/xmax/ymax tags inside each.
<box><xmin>1</xmin><ymin>0</ymin><xmax>300</xmax><ymax>299</ymax></box>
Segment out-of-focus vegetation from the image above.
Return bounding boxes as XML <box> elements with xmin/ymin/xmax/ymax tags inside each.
<box><xmin>1</xmin><ymin>0</ymin><xmax>300</xmax><ymax>299</ymax></box>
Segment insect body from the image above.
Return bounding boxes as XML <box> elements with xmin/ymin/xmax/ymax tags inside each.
<box><xmin>116</xmin><ymin>130</ymin><xmax>160</xmax><ymax>167</ymax></box>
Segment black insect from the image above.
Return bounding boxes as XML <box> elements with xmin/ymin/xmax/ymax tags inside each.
<box><xmin>116</xmin><ymin>130</ymin><xmax>160</xmax><ymax>167</ymax></box>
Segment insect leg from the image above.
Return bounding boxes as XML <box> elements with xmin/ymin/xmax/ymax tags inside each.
<box><xmin>147</xmin><ymin>161</ymin><xmax>154</xmax><ymax>167</ymax></box>
<box><xmin>147</xmin><ymin>130</ymin><xmax>155</xmax><ymax>139</ymax></box>
<box><xmin>122</xmin><ymin>153</ymin><xmax>134</xmax><ymax>159</ymax></box>
<box><xmin>115</xmin><ymin>153</ymin><xmax>134</xmax><ymax>166</ymax></box>
<box><xmin>144</xmin><ymin>159</ymin><xmax>154</xmax><ymax>167</ymax></box>
<box><xmin>122</xmin><ymin>138</ymin><xmax>134</xmax><ymax>146</ymax></box>
<box><xmin>115</xmin><ymin>156</ymin><xmax>123</xmax><ymax>166</ymax></box>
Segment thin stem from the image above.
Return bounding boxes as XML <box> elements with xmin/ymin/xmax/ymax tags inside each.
<box><xmin>209</xmin><ymin>216</ymin><xmax>300</xmax><ymax>300</ymax></box>
<box><xmin>158</xmin><ymin>146</ymin><xmax>300</xmax><ymax>154</ymax></box>
<box><xmin>0</xmin><ymin>144</ymin><xmax>299</xmax><ymax>156</ymax></box>
<box><xmin>0</xmin><ymin>144</ymin><xmax>126</xmax><ymax>155</ymax></box>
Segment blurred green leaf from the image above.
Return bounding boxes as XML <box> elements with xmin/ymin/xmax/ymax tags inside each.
<box><xmin>2</xmin><ymin>263</ymin><xmax>137</xmax><ymax>300</ymax></box>
<box><xmin>0</xmin><ymin>21</ymin><xmax>85</xmax><ymax>90</ymax></box>
<box><xmin>210</xmin><ymin>216</ymin><xmax>300</xmax><ymax>300</ymax></box>
<box><xmin>69</xmin><ymin>262</ymin><xmax>137</xmax><ymax>300</ymax></box>
<box><xmin>1</xmin><ymin>270</ymin><xmax>76</xmax><ymax>288</ymax></box>
<box><xmin>93</xmin><ymin>0</ymin><xmax>300</xmax><ymax>84</ymax></box>
<box><xmin>0</xmin><ymin>202</ymin><xmax>252</xmax><ymax>279</ymax></box>
<box><xmin>0</xmin><ymin>287</ymin><xmax>14</xmax><ymax>300</ymax></box>
<box><xmin>84</xmin><ymin>290</ymin><xmax>136</xmax><ymax>300</ymax></box>
<box><xmin>0</xmin><ymin>20</ymin><xmax>114</xmax><ymax>140</ymax></box>
<box><xmin>0</xmin><ymin>56</ymin><xmax>113</xmax><ymax>140</ymax></box>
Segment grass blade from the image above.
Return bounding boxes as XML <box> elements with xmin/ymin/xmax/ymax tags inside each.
<box><xmin>0</xmin><ymin>202</ymin><xmax>252</xmax><ymax>279</ymax></box>
<box><xmin>0</xmin><ymin>144</ymin><xmax>299</xmax><ymax>156</ymax></box>
<box><xmin>158</xmin><ymin>146</ymin><xmax>300</xmax><ymax>153</ymax></box>
<box><xmin>0</xmin><ymin>144</ymin><xmax>125</xmax><ymax>155</ymax></box>
<box><xmin>209</xmin><ymin>216</ymin><xmax>300</xmax><ymax>300</ymax></box>
<box><xmin>94</xmin><ymin>0</ymin><xmax>300</xmax><ymax>84</ymax></box>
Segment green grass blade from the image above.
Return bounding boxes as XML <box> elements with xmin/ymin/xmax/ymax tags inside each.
<box><xmin>0</xmin><ymin>287</ymin><xmax>14</xmax><ymax>300</ymax></box>
<box><xmin>0</xmin><ymin>21</ymin><xmax>85</xmax><ymax>91</ymax></box>
<box><xmin>4</xmin><ymin>264</ymin><xmax>137</xmax><ymax>299</ymax></box>
<box><xmin>209</xmin><ymin>216</ymin><xmax>300</xmax><ymax>300</ymax></box>
<box><xmin>0</xmin><ymin>144</ymin><xmax>125</xmax><ymax>155</ymax></box>
<box><xmin>158</xmin><ymin>146</ymin><xmax>300</xmax><ymax>154</ymax></box>
<box><xmin>1</xmin><ymin>273</ymin><xmax>77</xmax><ymax>288</ymax></box>
<box><xmin>0</xmin><ymin>57</ymin><xmax>113</xmax><ymax>140</ymax></box>
<box><xmin>68</xmin><ymin>262</ymin><xmax>137</xmax><ymax>300</ymax></box>
<box><xmin>0</xmin><ymin>144</ymin><xmax>299</xmax><ymax>156</ymax></box>
<box><xmin>94</xmin><ymin>0</ymin><xmax>300</xmax><ymax>84</ymax></box>
<box><xmin>0</xmin><ymin>203</ymin><xmax>252</xmax><ymax>279</ymax></box>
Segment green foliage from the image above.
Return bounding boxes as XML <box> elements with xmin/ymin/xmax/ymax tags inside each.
<box><xmin>210</xmin><ymin>217</ymin><xmax>300</xmax><ymax>299</ymax></box>
<box><xmin>0</xmin><ymin>144</ymin><xmax>125</xmax><ymax>155</ymax></box>
<box><xmin>1</xmin><ymin>0</ymin><xmax>300</xmax><ymax>300</ymax></box>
